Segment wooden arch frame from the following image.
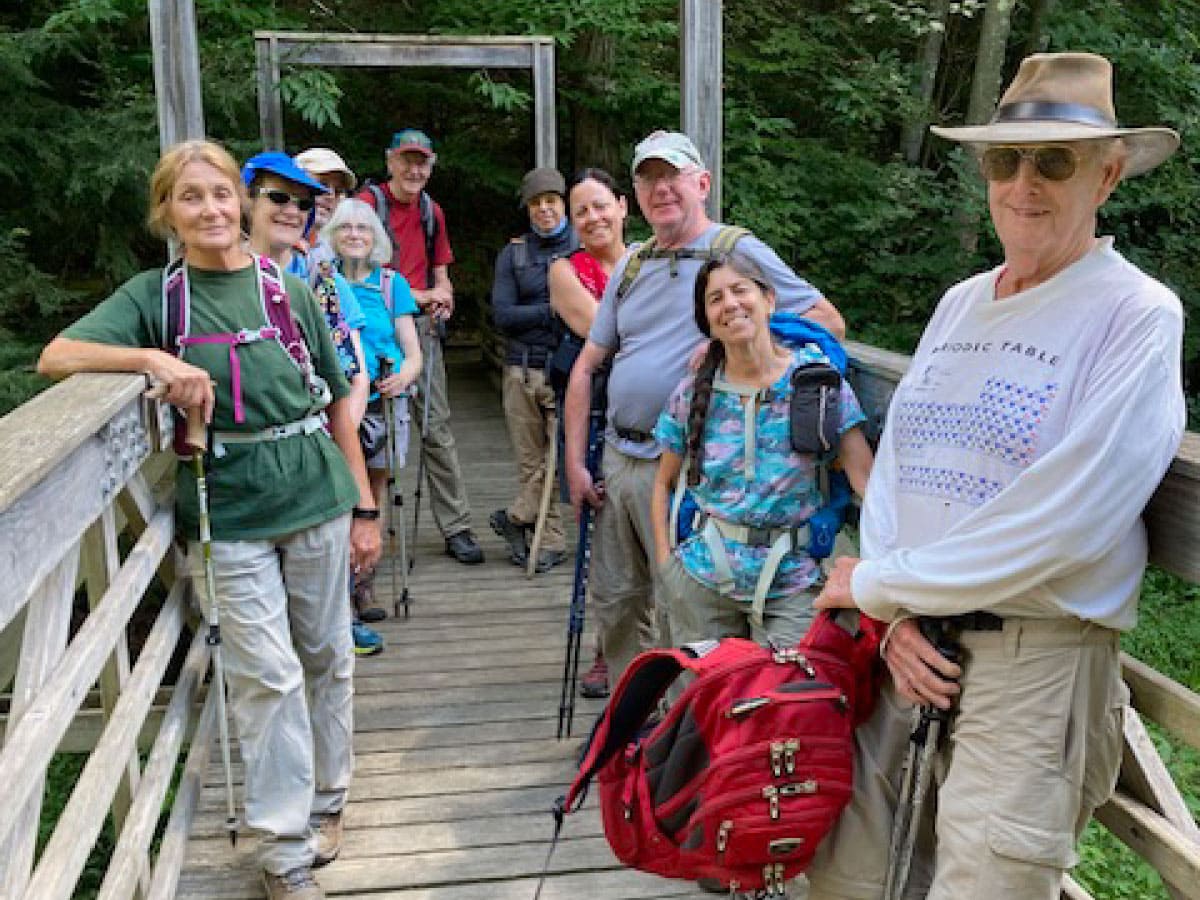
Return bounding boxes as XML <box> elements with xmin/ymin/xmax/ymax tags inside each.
<box><xmin>253</xmin><ymin>32</ymin><xmax>558</xmax><ymax>169</ymax></box>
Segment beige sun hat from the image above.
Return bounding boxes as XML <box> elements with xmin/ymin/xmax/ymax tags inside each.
<box><xmin>295</xmin><ymin>147</ymin><xmax>357</xmax><ymax>191</ymax></box>
<box><xmin>930</xmin><ymin>52</ymin><xmax>1179</xmax><ymax>177</ymax></box>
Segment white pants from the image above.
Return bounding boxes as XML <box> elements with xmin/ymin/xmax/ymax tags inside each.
<box><xmin>187</xmin><ymin>513</ymin><xmax>355</xmax><ymax>874</ymax></box>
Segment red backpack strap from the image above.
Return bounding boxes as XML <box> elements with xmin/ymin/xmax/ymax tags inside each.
<box><xmin>564</xmin><ymin>639</ymin><xmax>754</xmax><ymax>812</ymax></box>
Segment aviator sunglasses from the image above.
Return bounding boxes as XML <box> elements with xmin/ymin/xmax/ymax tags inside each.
<box><xmin>979</xmin><ymin>145</ymin><xmax>1081</xmax><ymax>183</ymax></box>
<box><xmin>252</xmin><ymin>186</ymin><xmax>316</xmax><ymax>211</ymax></box>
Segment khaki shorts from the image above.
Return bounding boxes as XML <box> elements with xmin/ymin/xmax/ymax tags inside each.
<box><xmin>807</xmin><ymin>616</ymin><xmax>1125</xmax><ymax>900</ymax></box>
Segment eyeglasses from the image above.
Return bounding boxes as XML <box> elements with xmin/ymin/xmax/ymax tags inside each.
<box><xmin>252</xmin><ymin>187</ymin><xmax>316</xmax><ymax>211</ymax></box>
<box><xmin>336</xmin><ymin>222</ymin><xmax>372</xmax><ymax>233</ymax></box>
<box><xmin>633</xmin><ymin>167</ymin><xmax>698</xmax><ymax>190</ymax></box>
<box><xmin>979</xmin><ymin>146</ymin><xmax>1081</xmax><ymax>183</ymax></box>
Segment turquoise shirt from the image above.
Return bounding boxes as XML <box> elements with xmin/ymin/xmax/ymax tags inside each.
<box><xmin>347</xmin><ymin>267</ymin><xmax>419</xmax><ymax>388</ymax></box>
<box><xmin>654</xmin><ymin>347</ymin><xmax>865</xmax><ymax>602</ymax></box>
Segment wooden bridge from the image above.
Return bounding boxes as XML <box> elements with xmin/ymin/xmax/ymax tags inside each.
<box><xmin>1</xmin><ymin>347</ymin><xmax>1198</xmax><ymax>899</ymax></box>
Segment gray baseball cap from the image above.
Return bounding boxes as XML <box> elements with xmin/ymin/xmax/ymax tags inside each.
<box><xmin>630</xmin><ymin>130</ymin><xmax>705</xmax><ymax>175</ymax></box>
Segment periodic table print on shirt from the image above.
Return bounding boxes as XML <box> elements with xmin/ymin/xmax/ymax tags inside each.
<box><xmin>894</xmin><ymin>375</ymin><xmax>1059</xmax><ymax>506</ymax></box>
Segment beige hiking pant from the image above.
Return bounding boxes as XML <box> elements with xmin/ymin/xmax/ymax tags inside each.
<box><xmin>589</xmin><ymin>447</ymin><xmax>668</xmax><ymax>684</ymax></box>
<box><xmin>501</xmin><ymin>365</ymin><xmax>564</xmax><ymax>552</ymax></box>
<box><xmin>187</xmin><ymin>513</ymin><xmax>355</xmax><ymax>875</ymax></box>
<box><xmin>409</xmin><ymin>317</ymin><xmax>473</xmax><ymax>538</ymax></box>
<box><xmin>807</xmin><ymin>615</ymin><xmax>1125</xmax><ymax>900</ymax></box>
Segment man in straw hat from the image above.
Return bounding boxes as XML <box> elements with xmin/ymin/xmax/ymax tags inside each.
<box><xmin>809</xmin><ymin>52</ymin><xmax>1183</xmax><ymax>899</ymax></box>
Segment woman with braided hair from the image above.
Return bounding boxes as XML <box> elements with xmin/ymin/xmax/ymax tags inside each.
<box><xmin>650</xmin><ymin>252</ymin><xmax>872</xmax><ymax>649</ymax></box>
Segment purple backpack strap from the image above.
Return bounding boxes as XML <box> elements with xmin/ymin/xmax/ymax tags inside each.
<box><xmin>257</xmin><ymin>255</ymin><xmax>313</xmax><ymax>375</ymax></box>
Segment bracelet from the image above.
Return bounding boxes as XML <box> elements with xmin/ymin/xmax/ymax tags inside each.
<box><xmin>352</xmin><ymin>506</ymin><xmax>380</xmax><ymax>521</ymax></box>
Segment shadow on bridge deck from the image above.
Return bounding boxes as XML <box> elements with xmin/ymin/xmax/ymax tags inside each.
<box><xmin>177</xmin><ymin>354</ymin><xmax>709</xmax><ymax>899</ymax></box>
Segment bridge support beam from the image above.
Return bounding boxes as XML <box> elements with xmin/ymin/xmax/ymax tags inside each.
<box><xmin>681</xmin><ymin>0</ymin><xmax>722</xmax><ymax>218</ymax></box>
<box><xmin>149</xmin><ymin>0</ymin><xmax>205</xmax><ymax>151</ymax></box>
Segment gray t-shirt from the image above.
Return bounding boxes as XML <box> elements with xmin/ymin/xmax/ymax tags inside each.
<box><xmin>589</xmin><ymin>223</ymin><xmax>822</xmax><ymax>459</ymax></box>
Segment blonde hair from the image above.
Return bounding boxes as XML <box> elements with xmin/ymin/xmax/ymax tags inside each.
<box><xmin>147</xmin><ymin>139</ymin><xmax>244</xmax><ymax>239</ymax></box>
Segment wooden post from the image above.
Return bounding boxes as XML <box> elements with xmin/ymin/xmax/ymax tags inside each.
<box><xmin>681</xmin><ymin>0</ymin><xmax>722</xmax><ymax>218</ymax></box>
<box><xmin>256</xmin><ymin>35</ymin><xmax>284</xmax><ymax>150</ymax></box>
<box><xmin>148</xmin><ymin>0</ymin><xmax>205</xmax><ymax>151</ymax></box>
<box><xmin>532</xmin><ymin>38</ymin><xmax>557</xmax><ymax>170</ymax></box>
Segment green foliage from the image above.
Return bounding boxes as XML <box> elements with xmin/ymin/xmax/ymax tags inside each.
<box><xmin>280</xmin><ymin>69</ymin><xmax>344</xmax><ymax>129</ymax></box>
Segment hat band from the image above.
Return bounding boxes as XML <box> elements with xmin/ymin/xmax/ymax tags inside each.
<box><xmin>993</xmin><ymin>101</ymin><xmax>1117</xmax><ymax>130</ymax></box>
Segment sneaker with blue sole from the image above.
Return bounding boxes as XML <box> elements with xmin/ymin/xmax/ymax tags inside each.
<box><xmin>352</xmin><ymin>620</ymin><xmax>383</xmax><ymax>656</ymax></box>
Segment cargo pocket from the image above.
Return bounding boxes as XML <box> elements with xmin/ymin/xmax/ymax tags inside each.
<box><xmin>986</xmin><ymin>813</ymin><xmax>1078</xmax><ymax>870</ymax></box>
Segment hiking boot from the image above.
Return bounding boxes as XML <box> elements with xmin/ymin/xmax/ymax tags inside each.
<box><xmin>312</xmin><ymin>810</ymin><xmax>343</xmax><ymax>868</ymax></box>
<box><xmin>445</xmin><ymin>530</ymin><xmax>485</xmax><ymax>564</ymax></box>
<box><xmin>352</xmin><ymin>620</ymin><xmax>383</xmax><ymax>656</ymax></box>
<box><xmin>263</xmin><ymin>867</ymin><xmax>324</xmax><ymax>900</ymax></box>
<box><xmin>579</xmin><ymin>651</ymin><xmax>610</xmax><ymax>699</ymax></box>
<box><xmin>697</xmin><ymin>878</ymin><xmax>727</xmax><ymax>894</ymax></box>
<box><xmin>351</xmin><ymin>572</ymin><xmax>386</xmax><ymax>623</ymax></box>
<box><xmin>534</xmin><ymin>548</ymin><xmax>566</xmax><ymax>573</ymax></box>
<box><xmin>488</xmin><ymin>510</ymin><xmax>528</xmax><ymax>565</ymax></box>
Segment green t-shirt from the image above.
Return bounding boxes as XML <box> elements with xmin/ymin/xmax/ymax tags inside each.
<box><xmin>63</xmin><ymin>262</ymin><xmax>357</xmax><ymax>541</ymax></box>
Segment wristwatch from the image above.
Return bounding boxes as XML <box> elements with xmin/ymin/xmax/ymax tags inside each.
<box><xmin>352</xmin><ymin>506</ymin><xmax>381</xmax><ymax>521</ymax></box>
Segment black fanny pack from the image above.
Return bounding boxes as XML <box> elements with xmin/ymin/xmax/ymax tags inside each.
<box><xmin>789</xmin><ymin>362</ymin><xmax>842</xmax><ymax>460</ymax></box>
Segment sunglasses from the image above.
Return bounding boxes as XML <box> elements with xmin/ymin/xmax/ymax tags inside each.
<box><xmin>253</xmin><ymin>186</ymin><xmax>316</xmax><ymax>211</ymax></box>
<box><xmin>979</xmin><ymin>146</ymin><xmax>1081</xmax><ymax>183</ymax></box>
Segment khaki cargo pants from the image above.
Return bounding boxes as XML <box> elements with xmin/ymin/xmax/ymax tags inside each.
<box><xmin>807</xmin><ymin>615</ymin><xmax>1125</xmax><ymax>900</ymax></box>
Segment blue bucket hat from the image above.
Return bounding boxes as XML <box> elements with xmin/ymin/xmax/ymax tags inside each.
<box><xmin>241</xmin><ymin>151</ymin><xmax>329</xmax><ymax>194</ymax></box>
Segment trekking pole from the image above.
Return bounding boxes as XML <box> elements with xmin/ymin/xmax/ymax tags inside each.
<box><xmin>408</xmin><ymin>316</ymin><xmax>441</xmax><ymax>572</ymax></box>
<box><xmin>379</xmin><ymin>356</ymin><xmax>412</xmax><ymax>619</ymax></box>
<box><xmin>557</xmin><ymin>408</ymin><xmax>604</xmax><ymax>739</ymax></box>
<box><xmin>883</xmin><ymin>619</ymin><xmax>962</xmax><ymax>900</ymax></box>
<box><xmin>184</xmin><ymin>406</ymin><xmax>239</xmax><ymax>848</ymax></box>
<box><xmin>526</xmin><ymin>411</ymin><xmax>559</xmax><ymax>578</ymax></box>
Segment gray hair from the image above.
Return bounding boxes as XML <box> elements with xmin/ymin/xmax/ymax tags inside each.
<box><xmin>322</xmin><ymin>198</ymin><xmax>393</xmax><ymax>269</ymax></box>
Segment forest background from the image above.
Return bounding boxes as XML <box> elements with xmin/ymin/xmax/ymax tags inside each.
<box><xmin>1</xmin><ymin>0</ymin><xmax>1198</xmax><ymax>419</ymax></box>
<box><xmin>2</xmin><ymin>2</ymin><xmax>1198</xmax><ymax>898</ymax></box>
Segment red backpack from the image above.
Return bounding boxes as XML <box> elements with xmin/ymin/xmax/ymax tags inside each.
<box><xmin>559</xmin><ymin>612</ymin><xmax>884</xmax><ymax>896</ymax></box>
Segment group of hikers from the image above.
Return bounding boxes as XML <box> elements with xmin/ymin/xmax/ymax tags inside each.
<box><xmin>36</xmin><ymin>51</ymin><xmax>1185</xmax><ymax>900</ymax></box>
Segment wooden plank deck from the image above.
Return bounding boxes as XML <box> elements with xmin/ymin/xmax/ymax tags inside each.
<box><xmin>178</xmin><ymin>354</ymin><xmax>709</xmax><ymax>899</ymax></box>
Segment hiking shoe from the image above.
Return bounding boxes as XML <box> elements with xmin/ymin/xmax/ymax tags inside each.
<box><xmin>445</xmin><ymin>530</ymin><xmax>485</xmax><ymax>564</ymax></box>
<box><xmin>534</xmin><ymin>548</ymin><xmax>566</xmax><ymax>573</ymax></box>
<box><xmin>352</xmin><ymin>621</ymin><xmax>383</xmax><ymax>656</ymax></box>
<box><xmin>263</xmin><ymin>867</ymin><xmax>324</xmax><ymax>900</ymax></box>
<box><xmin>312</xmin><ymin>811</ymin><xmax>343</xmax><ymax>868</ymax></box>
<box><xmin>697</xmin><ymin>878</ymin><xmax>727</xmax><ymax>894</ymax></box>
<box><xmin>488</xmin><ymin>510</ymin><xmax>528</xmax><ymax>565</ymax></box>
<box><xmin>579</xmin><ymin>652</ymin><xmax>610</xmax><ymax>699</ymax></box>
<box><xmin>352</xmin><ymin>573</ymin><xmax>386</xmax><ymax>622</ymax></box>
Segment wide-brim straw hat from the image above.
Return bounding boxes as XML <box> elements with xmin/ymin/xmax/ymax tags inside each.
<box><xmin>930</xmin><ymin>52</ymin><xmax>1179</xmax><ymax>177</ymax></box>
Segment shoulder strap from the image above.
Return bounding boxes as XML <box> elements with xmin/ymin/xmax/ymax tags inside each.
<box><xmin>380</xmin><ymin>267</ymin><xmax>395</xmax><ymax>317</ymax></box>
<box><xmin>366</xmin><ymin>183</ymin><xmax>397</xmax><ymax>248</ymax></box>
<box><xmin>710</xmin><ymin>224</ymin><xmax>751</xmax><ymax>255</ymax></box>
<box><xmin>565</xmin><ymin>639</ymin><xmax>751</xmax><ymax>811</ymax></box>
<box><xmin>614</xmin><ymin>238</ymin><xmax>657</xmax><ymax>303</ymax></box>
<box><xmin>256</xmin><ymin>255</ymin><xmax>314</xmax><ymax>376</ymax></box>
<box><xmin>161</xmin><ymin>257</ymin><xmax>188</xmax><ymax>356</ymax></box>
<box><xmin>419</xmin><ymin>190</ymin><xmax>437</xmax><ymax>290</ymax></box>
<box><xmin>510</xmin><ymin>236</ymin><xmax>529</xmax><ymax>272</ymax></box>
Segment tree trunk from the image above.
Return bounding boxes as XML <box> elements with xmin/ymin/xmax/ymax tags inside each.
<box><xmin>966</xmin><ymin>0</ymin><xmax>1017</xmax><ymax>125</ymax></box>
<box><xmin>1025</xmin><ymin>0</ymin><xmax>1057</xmax><ymax>56</ymax></box>
<box><xmin>900</xmin><ymin>0</ymin><xmax>951</xmax><ymax>164</ymax></box>
<box><xmin>571</xmin><ymin>28</ymin><xmax>621</xmax><ymax>177</ymax></box>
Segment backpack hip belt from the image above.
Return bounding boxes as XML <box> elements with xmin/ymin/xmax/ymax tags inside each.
<box><xmin>211</xmin><ymin>412</ymin><xmax>327</xmax><ymax>458</ymax></box>
<box><xmin>698</xmin><ymin>515</ymin><xmax>811</xmax><ymax>627</ymax></box>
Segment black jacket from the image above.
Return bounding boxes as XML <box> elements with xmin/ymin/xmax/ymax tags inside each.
<box><xmin>491</xmin><ymin>225</ymin><xmax>579</xmax><ymax>367</ymax></box>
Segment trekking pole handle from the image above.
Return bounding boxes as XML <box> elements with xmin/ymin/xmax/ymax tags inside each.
<box><xmin>183</xmin><ymin>406</ymin><xmax>208</xmax><ymax>455</ymax></box>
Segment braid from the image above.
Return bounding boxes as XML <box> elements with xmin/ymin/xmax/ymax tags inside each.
<box><xmin>685</xmin><ymin>342</ymin><xmax>725</xmax><ymax>487</ymax></box>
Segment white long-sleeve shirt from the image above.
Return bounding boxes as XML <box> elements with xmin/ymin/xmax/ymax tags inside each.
<box><xmin>852</xmin><ymin>238</ymin><xmax>1185</xmax><ymax>630</ymax></box>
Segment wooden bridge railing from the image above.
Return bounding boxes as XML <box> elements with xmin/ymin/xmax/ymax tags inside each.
<box><xmin>0</xmin><ymin>373</ymin><xmax>214</xmax><ymax>900</ymax></box>
<box><xmin>0</xmin><ymin>348</ymin><xmax>1197</xmax><ymax>899</ymax></box>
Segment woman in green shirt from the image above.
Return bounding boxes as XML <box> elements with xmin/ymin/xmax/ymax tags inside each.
<box><xmin>38</xmin><ymin>139</ymin><xmax>377</xmax><ymax>900</ymax></box>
